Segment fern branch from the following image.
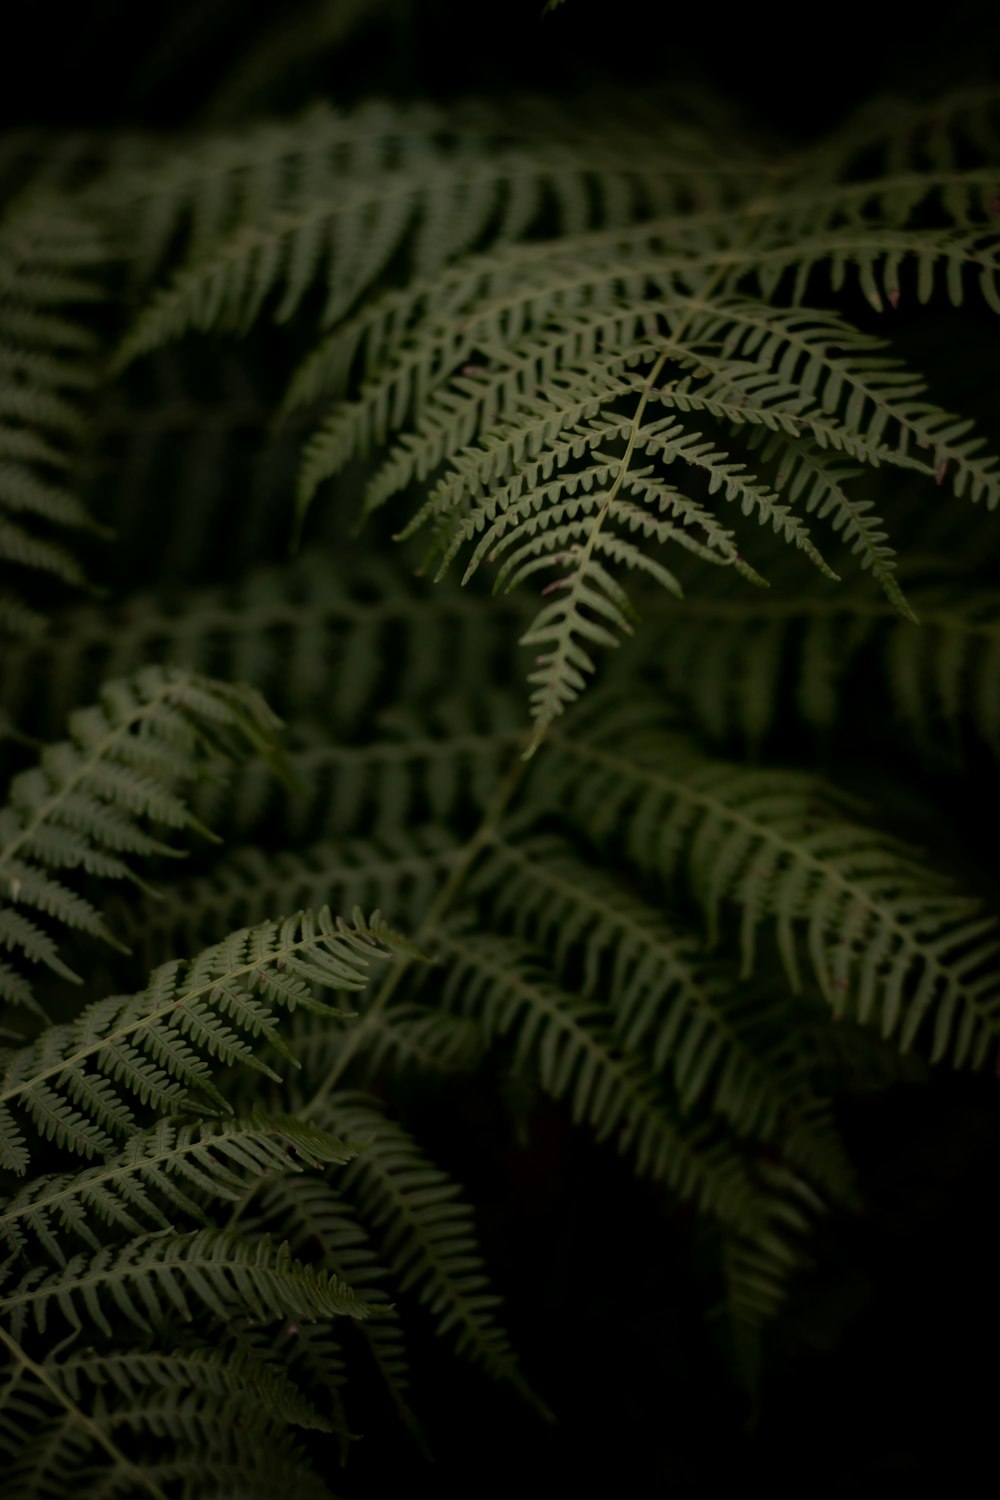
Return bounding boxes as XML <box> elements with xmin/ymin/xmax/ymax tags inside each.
<box><xmin>0</xmin><ymin>199</ymin><xmax>108</xmax><ymax>636</ymax></box>
<box><xmin>316</xmin><ymin>1093</ymin><xmax>537</xmax><ymax>1404</ymax></box>
<box><xmin>475</xmin><ymin>833</ymin><xmax>855</xmax><ymax>1200</ymax></box>
<box><xmin>545</xmin><ymin>709</ymin><xmax>1000</xmax><ymax>1065</ymax></box>
<box><xmin>0</xmin><ymin>1228</ymin><xmax>374</xmax><ymax>1341</ymax></box>
<box><xmin>0</xmin><ymin>1110</ymin><xmax>359</xmax><ymax>1261</ymax></box>
<box><xmin>0</xmin><ymin>907</ymin><xmax>406</xmax><ymax>1174</ymax></box>
<box><xmin>0</xmin><ymin>667</ymin><xmax>280</xmax><ymax>1010</ymax></box>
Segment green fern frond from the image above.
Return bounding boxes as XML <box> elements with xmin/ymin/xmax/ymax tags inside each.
<box><xmin>122</xmin><ymin>829</ymin><xmax>460</xmax><ymax>967</ymax></box>
<box><xmin>0</xmin><ymin>552</ymin><xmax>528</xmax><ymax>740</ymax></box>
<box><xmin>0</xmin><ymin>198</ymin><xmax>108</xmax><ymax>635</ymax></box>
<box><xmin>0</xmin><ymin>667</ymin><xmax>280</xmax><ymax>1010</ymax></box>
<box><xmin>112</xmin><ymin>97</ymin><xmax>741</xmax><ymax>366</ymax></box>
<box><xmin>678</xmin><ymin>297</ymin><xmax>999</xmax><ymax>507</ymax></box>
<box><xmin>4</xmin><ymin>76</ymin><xmax>999</xmax><ymax>1493</ymax></box>
<box><xmin>183</xmin><ymin>712</ymin><xmax>521</xmax><ymax>848</ymax></box>
<box><xmin>250</xmin><ymin>1170</ymin><xmax>418</xmax><ymax>1448</ymax></box>
<box><xmin>716</xmin><ymin>1166</ymin><xmax>822</xmax><ymax>1387</ymax></box>
<box><xmin>231</xmin><ymin>97</ymin><xmax>993</xmax><ymax>730</ymax></box>
<box><xmin>314</xmin><ymin>1092</ymin><xmax>533</xmax><ymax>1401</ymax></box>
<box><xmin>0</xmin><ymin>907</ymin><xmax>405</xmax><ymax>1175</ymax></box>
<box><xmin>0</xmin><ymin>1227</ymin><xmax>373</xmax><ymax>1341</ymax></box>
<box><xmin>0</xmin><ymin>1110</ymin><xmax>358</xmax><ymax>1261</ymax></box>
<box><xmin>645</xmin><ymin>574</ymin><xmax>1000</xmax><ymax>755</ymax></box>
<box><xmin>545</xmin><ymin>707</ymin><xmax>1000</xmax><ymax>1065</ymax></box>
<box><xmin>811</xmin><ymin>86</ymin><xmax>1000</xmax><ymax>184</ymax></box>
<box><xmin>474</xmin><ymin>834</ymin><xmax>855</xmax><ymax>1200</ymax></box>
<box><xmin>351</xmin><ymin>1004</ymin><xmax>485</xmax><ymax>1081</ymax></box>
<box><xmin>52</xmin><ymin>1343</ymin><xmax>331</xmax><ymax>1431</ymax></box>
<box><xmin>0</xmin><ymin>1351</ymin><xmax>332</xmax><ymax>1500</ymax></box>
<box><xmin>0</xmin><ymin>1340</ymin><xmax>337</xmax><ymax>1496</ymax></box>
<box><xmin>434</xmin><ymin>927</ymin><xmax>764</xmax><ymax>1229</ymax></box>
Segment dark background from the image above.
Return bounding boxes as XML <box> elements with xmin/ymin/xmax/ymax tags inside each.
<box><xmin>4</xmin><ymin>1</ymin><xmax>999</xmax><ymax>1489</ymax></box>
<box><xmin>2</xmin><ymin>0</ymin><xmax>998</xmax><ymax>137</ymax></box>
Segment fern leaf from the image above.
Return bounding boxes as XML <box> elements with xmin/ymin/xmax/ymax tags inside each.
<box><xmin>434</xmin><ymin>928</ymin><xmax>764</xmax><ymax>1230</ymax></box>
<box><xmin>475</xmin><ymin>834</ymin><xmax>855</xmax><ymax>1200</ymax></box>
<box><xmin>251</xmin><ymin>1169</ymin><xmax>419</xmax><ymax>1448</ymax></box>
<box><xmin>0</xmin><ymin>667</ymin><xmax>280</xmax><ymax>1009</ymax></box>
<box><xmin>113</xmin><ymin>99</ymin><xmax>730</xmax><ymax>366</ymax></box>
<box><xmin>0</xmin><ymin>551</ymin><xmax>528</xmax><ymax>742</ymax></box>
<box><xmin>545</xmin><ymin>707</ymin><xmax>1000</xmax><ymax>1066</ymax></box>
<box><xmin>0</xmin><ymin>1227</ymin><xmax>373</xmax><ymax>1341</ymax></box>
<box><xmin>643</xmin><ymin>574</ymin><xmax>1000</xmax><ymax>755</ymax></box>
<box><xmin>0</xmin><ymin>908</ymin><xmax>406</xmax><ymax>1174</ymax></box>
<box><xmin>314</xmin><ymin>1092</ymin><xmax>534</xmax><ymax>1401</ymax></box>
<box><xmin>0</xmin><ymin>199</ymin><xmax>107</xmax><ymax>635</ymax></box>
<box><xmin>120</xmin><ymin>828</ymin><xmax>460</xmax><ymax>968</ymax></box>
<box><xmin>0</xmin><ymin>1110</ymin><xmax>358</xmax><ymax>1262</ymax></box>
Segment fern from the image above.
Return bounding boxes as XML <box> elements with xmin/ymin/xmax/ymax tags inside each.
<box><xmin>641</xmin><ymin>569</ymin><xmax>1000</xmax><ymax>756</ymax></box>
<box><xmin>433</xmin><ymin>926</ymin><xmax>765</xmax><ymax>1230</ymax></box>
<box><xmin>120</xmin><ymin>829</ymin><xmax>461</xmax><ymax>965</ymax></box>
<box><xmin>473</xmin><ymin>833</ymin><xmax>855</xmax><ymax>1200</ymax></box>
<box><xmin>0</xmin><ymin>1229</ymin><xmax>374</xmax><ymax>1341</ymax></box>
<box><xmin>0</xmin><ymin>667</ymin><xmax>280</xmax><ymax>1014</ymax></box>
<box><xmin>0</xmin><ymin>1110</ymin><xmax>359</xmax><ymax>1260</ymax></box>
<box><xmin>314</xmin><ymin>1093</ymin><xmax>533</xmax><ymax>1401</ymax></box>
<box><xmin>111</xmin><ymin>95</ymin><xmax>752</xmax><ymax>361</ymax></box>
<box><xmin>4</xmin><ymin>56</ymin><xmax>1000</xmax><ymax>1496</ymax></box>
<box><xmin>0</xmin><ymin>197</ymin><xmax>108</xmax><ymax>637</ymax></box>
<box><xmin>541</xmin><ymin>701</ymin><xmax>1000</xmax><ymax>1064</ymax></box>
<box><xmin>0</xmin><ymin>552</ymin><xmax>527</xmax><ymax>739</ymax></box>
<box><xmin>0</xmin><ymin>906</ymin><xmax>404</xmax><ymax>1175</ymax></box>
<box><xmin>0</xmin><ymin>903</ymin><xmax>412</xmax><ymax>1493</ymax></box>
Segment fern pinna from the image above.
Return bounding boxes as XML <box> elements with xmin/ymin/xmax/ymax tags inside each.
<box><xmin>2</xmin><ymin>39</ymin><xmax>999</xmax><ymax>1500</ymax></box>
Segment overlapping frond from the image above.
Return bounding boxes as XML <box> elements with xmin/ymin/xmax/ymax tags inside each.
<box><xmin>0</xmin><ymin>198</ymin><xmax>108</xmax><ymax>637</ymax></box>
<box><xmin>250</xmin><ymin>1168</ymin><xmax>417</xmax><ymax>1447</ymax></box>
<box><xmin>0</xmin><ymin>1110</ymin><xmax>358</xmax><ymax>1261</ymax></box>
<box><xmin>4</xmin><ymin>75</ymin><xmax>999</xmax><ymax>1496</ymax></box>
<box><xmin>315</xmin><ymin>1092</ymin><xmax>532</xmax><ymax>1399</ymax></box>
<box><xmin>0</xmin><ymin>906</ymin><xmax>404</xmax><ymax>1175</ymax></box>
<box><xmin>542</xmin><ymin>705</ymin><xmax>1000</xmax><ymax>1065</ymax></box>
<box><xmin>0</xmin><ymin>1228</ymin><xmax>373</xmax><ymax>1341</ymax></box>
<box><xmin>0</xmin><ymin>667</ymin><xmax>280</xmax><ymax>1014</ymax></box>
<box><xmin>0</xmin><ymin>552</ymin><xmax>528</xmax><ymax>740</ymax></box>
<box><xmin>122</xmin><ymin>829</ymin><xmax>459</xmax><ymax>967</ymax></box>
<box><xmin>0</xmin><ymin>672</ymin><xmax>280</xmax><ymax>1014</ymax></box>
<box><xmin>0</xmin><ymin>1338</ymin><xmax>334</xmax><ymax>1500</ymax></box>
<box><xmin>112</xmin><ymin>95</ymin><xmax>750</xmax><ymax>365</ymax></box>
<box><xmin>434</xmin><ymin>927</ymin><xmax>763</xmax><ymax>1230</ymax></box>
<box><xmin>473</xmin><ymin>834</ymin><xmax>855</xmax><ymax>1200</ymax></box>
<box><xmin>645</xmin><ymin>572</ymin><xmax>1000</xmax><ymax>755</ymax></box>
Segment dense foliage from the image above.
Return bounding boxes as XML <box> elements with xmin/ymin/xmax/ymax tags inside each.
<box><xmin>2</xmin><ymin>3</ymin><xmax>999</xmax><ymax>1492</ymax></box>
